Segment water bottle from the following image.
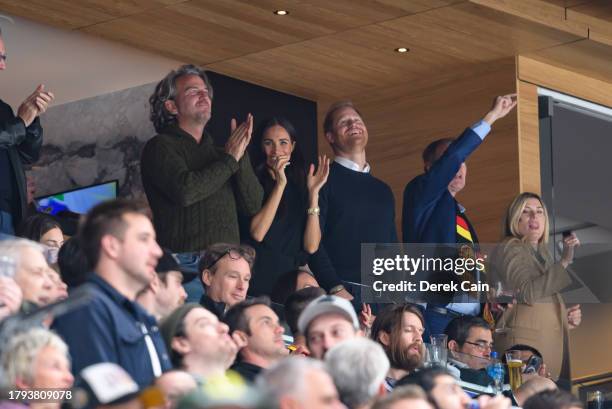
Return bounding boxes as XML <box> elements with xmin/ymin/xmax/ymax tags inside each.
<box><xmin>486</xmin><ymin>351</ymin><xmax>505</xmax><ymax>394</ymax></box>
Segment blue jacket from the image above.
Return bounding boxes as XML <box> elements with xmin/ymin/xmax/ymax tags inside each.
<box><xmin>52</xmin><ymin>275</ymin><xmax>172</xmax><ymax>387</ymax></box>
<box><xmin>402</xmin><ymin>128</ymin><xmax>482</xmax><ymax>244</ymax></box>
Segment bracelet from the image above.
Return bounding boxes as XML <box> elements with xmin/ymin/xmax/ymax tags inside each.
<box><xmin>329</xmin><ymin>285</ymin><xmax>345</xmax><ymax>295</ymax></box>
<box><xmin>307</xmin><ymin>207</ymin><xmax>320</xmax><ymax>216</ymax></box>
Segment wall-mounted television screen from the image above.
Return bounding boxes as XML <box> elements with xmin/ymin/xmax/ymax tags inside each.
<box><xmin>35</xmin><ymin>180</ymin><xmax>118</xmax><ymax>216</ymax></box>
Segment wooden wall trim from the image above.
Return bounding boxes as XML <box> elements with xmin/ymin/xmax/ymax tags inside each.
<box><xmin>517</xmin><ymin>40</ymin><xmax>612</xmax><ymax>109</ymax></box>
<box><xmin>516</xmin><ymin>79</ymin><xmax>541</xmax><ymax>194</ymax></box>
<box><xmin>516</xmin><ymin>38</ymin><xmax>612</xmax><ymax>193</ymax></box>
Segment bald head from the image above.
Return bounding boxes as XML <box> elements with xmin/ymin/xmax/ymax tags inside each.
<box><xmin>515</xmin><ymin>376</ymin><xmax>558</xmax><ymax>407</ymax></box>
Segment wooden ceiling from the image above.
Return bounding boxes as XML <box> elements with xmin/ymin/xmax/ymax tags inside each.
<box><xmin>0</xmin><ymin>0</ymin><xmax>610</xmax><ymax>100</ymax></box>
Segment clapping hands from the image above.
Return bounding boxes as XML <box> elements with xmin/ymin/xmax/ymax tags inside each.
<box><xmin>225</xmin><ymin>113</ymin><xmax>253</xmax><ymax>162</ymax></box>
<box><xmin>17</xmin><ymin>84</ymin><xmax>54</xmax><ymax>126</ymax></box>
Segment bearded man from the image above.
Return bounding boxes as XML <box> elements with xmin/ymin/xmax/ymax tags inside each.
<box><xmin>371</xmin><ymin>303</ymin><xmax>425</xmax><ymax>391</ymax></box>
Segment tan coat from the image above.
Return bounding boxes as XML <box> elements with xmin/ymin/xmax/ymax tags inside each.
<box><xmin>490</xmin><ymin>238</ymin><xmax>572</xmax><ymax>381</ymax></box>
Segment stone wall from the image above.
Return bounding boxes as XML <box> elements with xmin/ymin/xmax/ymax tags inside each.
<box><xmin>30</xmin><ymin>82</ymin><xmax>156</xmax><ymax>200</ymax></box>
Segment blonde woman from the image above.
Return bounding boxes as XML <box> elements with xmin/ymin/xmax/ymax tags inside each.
<box><xmin>490</xmin><ymin>192</ymin><xmax>581</xmax><ymax>382</ymax></box>
<box><xmin>0</xmin><ymin>328</ymin><xmax>74</xmax><ymax>409</ymax></box>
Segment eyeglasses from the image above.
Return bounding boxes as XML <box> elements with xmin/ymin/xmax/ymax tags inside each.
<box><xmin>204</xmin><ymin>248</ymin><xmax>245</xmax><ymax>271</ymax></box>
<box><xmin>464</xmin><ymin>340</ymin><xmax>494</xmax><ymax>351</ymax></box>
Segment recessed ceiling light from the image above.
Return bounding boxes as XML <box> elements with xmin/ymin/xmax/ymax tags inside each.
<box><xmin>395</xmin><ymin>47</ymin><xmax>409</xmax><ymax>53</ymax></box>
<box><xmin>274</xmin><ymin>10</ymin><xmax>289</xmax><ymax>15</ymax></box>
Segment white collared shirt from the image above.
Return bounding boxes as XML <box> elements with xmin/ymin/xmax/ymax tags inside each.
<box><xmin>334</xmin><ymin>156</ymin><xmax>371</xmax><ymax>173</ymax></box>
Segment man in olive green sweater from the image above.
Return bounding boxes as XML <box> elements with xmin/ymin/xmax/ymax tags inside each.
<box><xmin>142</xmin><ymin>65</ymin><xmax>263</xmax><ymax>252</ymax></box>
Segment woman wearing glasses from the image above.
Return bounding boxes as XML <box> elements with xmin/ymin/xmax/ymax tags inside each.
<box><xmin>246</xmin><ymin>117</ymin><xmax>329</xmax><ymax>296</ymax></box>
<box><xmin>490</xmin><ymin>192</ymin><xmax>581</xmax><ymax>382</ymax></box>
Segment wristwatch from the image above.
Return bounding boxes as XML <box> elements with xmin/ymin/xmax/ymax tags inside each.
<box><xmin>307</xmin><ymin>207</ymin><xmax>320</xmax><ymax>216</ymax></box>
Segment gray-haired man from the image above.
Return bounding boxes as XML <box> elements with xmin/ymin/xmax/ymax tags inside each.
<box><xmin>141</xmin><ymin>65</ymin><xmax>262</xmax><ymax>253</ymax></box>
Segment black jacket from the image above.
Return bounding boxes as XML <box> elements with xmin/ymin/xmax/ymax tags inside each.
<box><xmin>199</xmin><ymin>293</ymin><xmax>226</xmax><ymax>319</ymax></box>
<box><xmin>0</xmin><ymin>99</ymin><xmax>43</xmax><ymax>228</ymax></box>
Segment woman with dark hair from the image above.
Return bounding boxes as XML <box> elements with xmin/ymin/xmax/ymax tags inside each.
<box><xmin>270</xmin><ymin>268</ymin><xmax>319</xmax><ymax>305</ymax></box>
<box><xmin>17</xmin><ymin>213</ymin><xmax>64</xmax><ymax>265</ymax></box>
<box><xmin>57</xmin><ymin>236</ymin><xmax>91</xmax><ymax>288</ymax></box>
<box><xmin>247</xmin><ymin>117</ymin><xmax>329</xmax><ymax>296</ymax></box>
<box><xmin>17</xmin><ymin>213</ymin><xmax>63</xmax><ymax>248</ymax></box>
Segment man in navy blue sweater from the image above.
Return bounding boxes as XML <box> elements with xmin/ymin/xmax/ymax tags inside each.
<box><xmin>401</xmin><ymin>94</ymin><xmax>517</xmax><ymax>336</ymax></box>
<box><xmin>310</xmin><ymin>101</ymin><xmax>397</xmax><ymax>302</ymax></box>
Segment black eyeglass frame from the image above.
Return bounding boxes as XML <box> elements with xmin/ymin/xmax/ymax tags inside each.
<box><xmin>463</xmin><ymin>340</ymin><xmax>494</xmax><ymax>351</ymax></box>
<box><xmin>203</xmin><ymin>248</ymin><xmax>245</xmax><ymax>271</ymax></box>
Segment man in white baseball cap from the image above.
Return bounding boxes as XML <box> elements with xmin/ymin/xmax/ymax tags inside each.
<box><xmin>297</xmin><ymin>295</ymin><xmax>362</xmax><ymax>359</ymax></box>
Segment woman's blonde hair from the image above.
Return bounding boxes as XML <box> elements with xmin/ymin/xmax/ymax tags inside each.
<box><xmin>503</xmin><ymin>192</ymin><xmax>550</xmax><ymax>247</ymax></box>
<box><xmin>0</xmin><ymin>328</ymin><xmax>70</xmax><ymax>387</ymax></box>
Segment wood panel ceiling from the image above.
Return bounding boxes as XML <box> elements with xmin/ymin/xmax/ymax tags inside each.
<box><xmin>471</xmin><ymin>0</ymin><xmax>612</xmax><ymax>43</ymax></box>
<box><xmin>0</xmin><ymin>0</ymin><xmax>609</xmax><ymax>100</ymax></box>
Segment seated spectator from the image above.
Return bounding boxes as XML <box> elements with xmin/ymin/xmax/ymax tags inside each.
<box><xmin>257</xmin><ymin>356</ymin><xmax>344</xmax><ymax>409</ymax></box>
<box><xmin>160</xmin><ymin>303</ymin><xmax>242</xmax><ymax>383</ymax></box>
<box><xmin>198</xmin><ymin>243</ymin><xmax>255</xmax><ymax>318</ymax></box>
<box><xmin>297</xmin><ymin>294</ymin><xmax>362</xmax><ymax>359</ymax></box>
<box><xmin>17</xmin><ymin>213</ymin><xmax>64</xmax><ymax>264</ymax></box>
<box><xmin>523</xmin><ymin>389</ymin><xmax>583</xmax><ymax>409</ymax></box>
<box><xmin>223</xmin><ymin>297</ymin><xmax>288</xmax><ymax>383</ymax></box>
<box><xmin>0</xmin><ymin>239</ymin><xmax>53</xmax><ymax>307</ymax></box>
<box><xmin>52</xmin><ymin>199</ymin><xmax>171</xmax><ymax>388</ymax></box>
<box><xmin>56</xmin><ymin>236</ymin><xmax>91</xmax><ymax>288</ymax></box>
<box><xmin>137</xmin><ymin>249</ymin><xmax>187</xmax><ymax>321</ymax></box>
<box><xmin>397</xmin><ymin>366</ymin><xmax>511</xmax><ymax>409</ymax></box>
<box><xmin>270</xmin><ymin>268</ymin><xmax>320</xmax><ymax>305</ymax></box>
<box><xmin>155</xmin><ymin>370</ymin><xmax>197</xmax><ymax>409</ymax></box>
<box><xmin>0</xmin><ymin>328</ymin><xmax>74</xmax><ymax>409</ymax></box>
<box><xmin>444</xmin><ymin>316</ymin><xmax>494</xmax><ymax>385</ymax></box>
<box><xmin>0</xmin><ymin>276</ymin><xmax>22</xmax><ymax>322</ymax></box>
<box><xmin>325</xmin><ymin>338</ymin><xmax>390</xmax><ymax>409</ymax></box>
<box><xmin>514</xmin><ymin>376</ymin><xmax>557</xmax><ymax>407</ymax></box>
<box><xmin>371</xmin><ymin>304</ymin><xmax>425</xmax><ymax>391</ymax></box>
<box><xmin>370</xmin><ymin>385</ymin><xmax>432</xmax><ymax>409</ymax></box>
<box><xmin>284</xmin><ymin>286</ymin><xmax>326</xmax><ymax>356</ymax></box>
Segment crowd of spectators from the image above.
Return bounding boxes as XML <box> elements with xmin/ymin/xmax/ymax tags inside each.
<box><xmin>0</xmin><ymin>42</ymin><xmax>591</xmax><ymax>409</ymax></box>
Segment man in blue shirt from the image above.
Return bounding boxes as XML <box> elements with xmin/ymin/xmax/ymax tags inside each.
<box><xmin>401</xmin><ymin>94</ymin><xmax>517</xmax><ymax>336</ymax></box>
<box><xmin>53</xmin><ymin>199</ymin><xmax>172</xmax><ymax>386</ymax></box>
